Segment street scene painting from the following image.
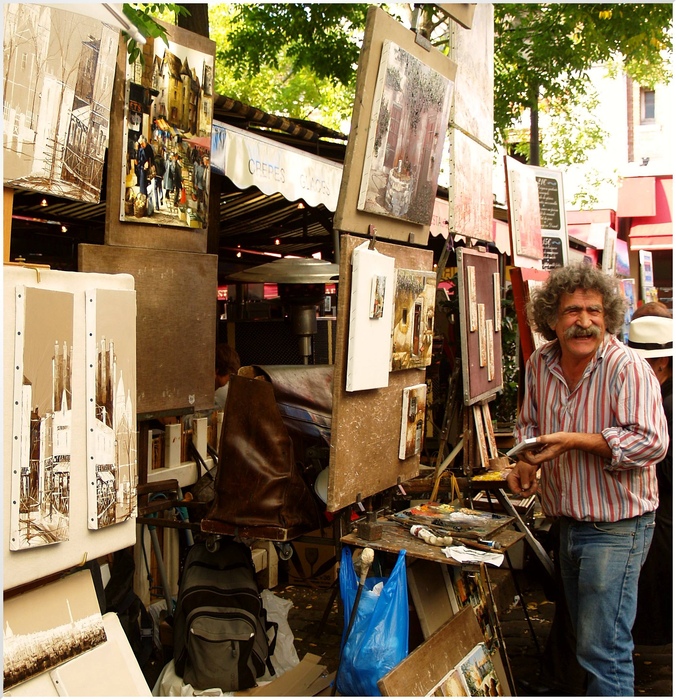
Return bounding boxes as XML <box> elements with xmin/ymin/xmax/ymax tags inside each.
<box><xmin>391</xmin><ymin>269</ymin><xmax>436</xmax><ymax>371</ymax></box>
<box><xmin>3</xmin><ymin>4</ymin><xmax>117</xmax><ymax>202</ymax></box>
<box><xmin>86</xmin><ymin>289</ymin><xmax>137</xmax><ymax>530</ymax></box>
<box><xmin>121</xmin><ymin>24</ymin><xmax>214</xmax><ymax>229</ymax></box>
<box><xmin>10</xmin><ymin>287</ymin><xmax>73</xmax><ymax>550</ymax></box>
<box><xmin>358</xmin><ymin>40</ymin><xmax>453</xmax><ymax>226</ymax></box>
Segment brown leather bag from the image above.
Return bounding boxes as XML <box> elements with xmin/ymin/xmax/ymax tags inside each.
<box><xmin>201</xmin><ymin>373</ymin><xmax>322</xmax><ymax>541</ymax></box>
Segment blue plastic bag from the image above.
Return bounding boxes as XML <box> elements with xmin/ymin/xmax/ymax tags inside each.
<box><xmin>336</xmin><ymin>547</ymin><xmax>408</xmax><ymax>696</ymax></box>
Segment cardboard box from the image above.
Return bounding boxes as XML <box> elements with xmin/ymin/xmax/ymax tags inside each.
<box><xmin>288</xmin><ymin>529</ymin><xmax>338</xmax><ymax>588</ymax></box>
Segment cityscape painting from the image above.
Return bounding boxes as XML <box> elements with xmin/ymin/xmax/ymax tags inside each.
<box><xmin>10</xmin><ymin>287</ymin><xmax>74</xmax><ymax>550</ymax></box>
<box><xmin>3</xmin><ymin>4</ymin><xmax>117</xmax><ymax>202</ymax></box>
<box><xmin>121</xmin><ymin>22</ymin><xmax>214</xmax><ymax>229</ymax></box>
<box><xmin>86</xmin><ymin>289</ymin><xmax>137</xmax><ymax>530</ymax></box>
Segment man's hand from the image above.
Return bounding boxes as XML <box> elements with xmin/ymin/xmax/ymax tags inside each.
<box><xmin>506</xmin><ymin>461</ymin><xmax>539</xmax><ymax>497</ymax></box>
<box><xmin>519</xmin><ymin>431</ymin><xmax>611</xmax><ymax>465</ymax></box>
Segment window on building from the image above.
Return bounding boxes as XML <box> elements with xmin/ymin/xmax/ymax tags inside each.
<box><xmin>640</xmin><ymin>88</ymin><xmax>655</xmax><ymax>123</ymax></box>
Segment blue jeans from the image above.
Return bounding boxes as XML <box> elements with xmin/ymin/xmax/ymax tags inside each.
<box><xmin>559</xmin><ymin>513</ymin><xmax>655</xmax><ymax>696</ymax></box>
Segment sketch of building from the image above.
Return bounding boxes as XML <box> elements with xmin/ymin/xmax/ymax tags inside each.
<box><xmin>3</xmin><ymin>4</ymin><xmax>117</xmax><ymax>201</ymax></box>
<box><xmin>4</xmin><ymin>612</ymin><xmax>106</xmax><ymax>690</ymax></box>
<box><xmin>15</xmin><ymin>341</ymin><xmax>72</xmax><ymax>549</ymax></box>
<box><xmin>93</xmin><ymin>338</ymin><xmax>136</xmax><ymax>529</ymax></box>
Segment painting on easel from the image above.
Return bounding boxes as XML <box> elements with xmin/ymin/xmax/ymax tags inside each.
<box><xmin>358</xmin><ymin>39</ymin><xmax>454</xmax><ymax>225</ymax></box>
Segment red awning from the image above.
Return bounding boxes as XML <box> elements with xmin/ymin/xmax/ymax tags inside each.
<box><xmin>185</xmin><ymin>136</ymin><xmax>211</xmax><ymax>150</ymax></box>
<box><xmin>617</xmin><ymin>176</ymin><xmax>656</xmax><ymax>218</ymax></box>
<box><xmin>628</xmin><ymin>176</ymin><xmax>673</xmax><ymax>251</ymax></box>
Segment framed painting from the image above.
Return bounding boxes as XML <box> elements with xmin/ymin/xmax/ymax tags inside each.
<box><xmin>504</xmin><ymin>156</ymin><xmax>543</xmax><ymax>267</ymax></box>
<box><xmin>3</xmin><ymin>4</ymin><xmax>117</xmax><ymax>202</ymax></box>
<box><xmin>120</xmin><ymin>19</ymin><xmax>214</xmax><ymax>230</ymax></box>
<box><xmin>10</xmin><ymin>286</ymin><xmax>74</xmax><ymax>550</ymax></box>
<box><xmin>335</xmin><ymin>6</ymin><xmax>457</xmax><ymax>244</ymax></box>
<box><xmin>85</xmin><ymin>289</ymin><xmax>137</xmax><ymax>530</ymax></box>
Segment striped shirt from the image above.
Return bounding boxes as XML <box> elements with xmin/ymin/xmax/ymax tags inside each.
<box><xmin>515</xmin><ymin>333</ymin><xmax>668</xmax><ymax>522</ymax></box>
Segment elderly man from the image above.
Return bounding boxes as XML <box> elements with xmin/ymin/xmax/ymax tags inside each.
<box><xmin>507</xmin><ymin>263</ymin><xmax>668</xmax><ymax>696</ymax></box>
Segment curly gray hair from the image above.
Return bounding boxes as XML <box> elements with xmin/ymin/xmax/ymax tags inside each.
<box><xmin>527</xmin><ymin>263</ymin><xmax>627</xmax><ymax>341</ymax></box>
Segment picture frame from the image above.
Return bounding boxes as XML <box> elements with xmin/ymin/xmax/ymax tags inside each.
<box><xmin>334</xmin><ymin>6</ymin><xmax>457</xmax><ymax>244</ymax></box>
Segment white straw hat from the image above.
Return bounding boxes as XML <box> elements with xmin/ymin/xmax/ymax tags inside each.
<box><xmin>628</xmin><ymin>316</ymin><xmax>673</xmax><ymax>358</ymax></box>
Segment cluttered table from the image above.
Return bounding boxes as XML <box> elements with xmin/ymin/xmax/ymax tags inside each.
<box><xmin>341</xmin><ymin>504</ymin><xmax>525</xmax><ymax>567</ymax></box>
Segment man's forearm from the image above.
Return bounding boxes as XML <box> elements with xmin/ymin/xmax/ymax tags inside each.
<box><xmin>568</xmin><ymin>432</ymin><xmax>612</xmax><ymax>459</ymax></box>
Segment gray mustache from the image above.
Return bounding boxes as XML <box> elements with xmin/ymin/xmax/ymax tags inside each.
<box><xmin>564</xmin><ymin>325</ymin><xmax>601</xmax><ymax>340</ymax></box>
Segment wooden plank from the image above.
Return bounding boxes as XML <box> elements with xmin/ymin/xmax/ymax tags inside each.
<box><xmin>341</xmin><ymin>518</ymin><xmax>518</xmax><ymax>566</ymax></box>
<box><xmin>327</xmin><ymin>234</ymin><xmax>433</xmax><ymax>512</ymax></box>
<box><xmin>378</xmin><ymin>606</ymin><xmax>482</xmax><ymax>696</ymax></box>
<box><xmin>482</xmin><ymin>402</ymin><xmax>499</xmax><ymax>459</ymax></box>
<box><xmin>79</xmin><ymin>244</ymin><xmax>217</xmax><ymax>415</ymax></box>
<box><xmin>407</xmin><ymin>559</ymin><xmax>457</xmax><ymax>638</ymax></box>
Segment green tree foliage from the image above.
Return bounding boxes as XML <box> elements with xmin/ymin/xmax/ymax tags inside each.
<box><xmin>121</xmin><ymin>3</ymin><xmax>189</xmax><ymax>64</ymax></box>
<box><xmin>209</xmin><ymin>5</ymin><xmax>356</xmax><ymax>129</ymax></box>
<box><xmin>494</xmin><ymin>4</ymin><xmax>673</xmax><ymax>145</ymax></box>
<box><xmin>218</xmin><ymin>4</ymin><xmax>369</xmax><ymax>86</ymax></box>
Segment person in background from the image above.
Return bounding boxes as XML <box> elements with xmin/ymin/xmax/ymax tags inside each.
<box><xmin>152</xmin><ymin>144</ymin><xmax>166</xmax><ymax>210</ymax></box>
<box><xmin>506</xmin><ymin>262</ymin><xmax>668</xmax><ymax>696</ymax></box>
<box><xmin>215</xmin><ymin>343</ymin><xmax>241</xmax><ymax>411</ymax></box>
<box><xmin>135</xmin><ymin>135</ymin><xmax>151</xmax><ymax>196</ymax></box>
<box><xmin>631</xmin><ymin>300</ymin><xmax>671</xmax><ymax>320</ymax></box>
<box><xmin>629</xmin><ymin>313</ymin><xmax>673</xmax><ymax>647</ymax></box>
<box><xmin>163</xmin><ymin>153</ymin><xmax>182</xmax><ymax>208</ymax></box>
<box><xmin>193</xmin><ymin>155</ymin><xmax>209</xmax><ymax>216</ymax></box>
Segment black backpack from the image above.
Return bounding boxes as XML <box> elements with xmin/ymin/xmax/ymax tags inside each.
<box><xmin>172</xmin><ymin>539</ymin><xmax>277</xmax><ymax>692</ymax></box>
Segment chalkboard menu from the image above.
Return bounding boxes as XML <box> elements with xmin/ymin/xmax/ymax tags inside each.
<box><xmin>536</xmin><ymin>175</ymin><xmax>561</xmax><ymax>231</ymax></box>
<box><xmin>542</xmin><ymin>236</ymin><xmax>564</xmax><ymax>270</ymax></box>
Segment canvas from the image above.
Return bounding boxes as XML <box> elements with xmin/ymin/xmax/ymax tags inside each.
<box><xmin>3</xmin><ymin>570</ymin><xmax>106</xmax><ymax>690</ymax></box>
<box><xmin>3</xmin><ymin>4</ymin><xmax>117</xmax><ymax>202</ymax></box>
<box><xmin>399</xmin><ymin>383</ymin><xmax>428</xmax><ymax>459</ymax></box>
<box><xmin>449</xmin><ymin>129</ymin><xmax>494</xmax><ymax>241</ymax></box>
<box><xmin>10</xmin><ymin>286</ymin><xmax>74</xmax><ymax>550</ymax></box>
<box><xmin>457</xmin><ymin>643</ymin><xmax>504</xmax><ymax>696</ymax></box>
<box><xmin>120</xmin><ymin>22</ymin><xmax>214</xmax><ymax>230</ymax></box>
<box><xmin>358</xmin><ymin>40</ymin><xmax>453</xmax><ymax>226</ymax></box>
<box><xmin>85</xmin><ymin>289</ymin><xmax>137</xmax><ymax>530</ymax></box>
<box><xmin>391</xmin><ymin>269</ymin><xmax>437</xmax><ymax>371</ymax></box>
<box><xmin>504</xmin><ymin>156</ymin><xmax>544</xmax><ymax>265</ymax></box>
